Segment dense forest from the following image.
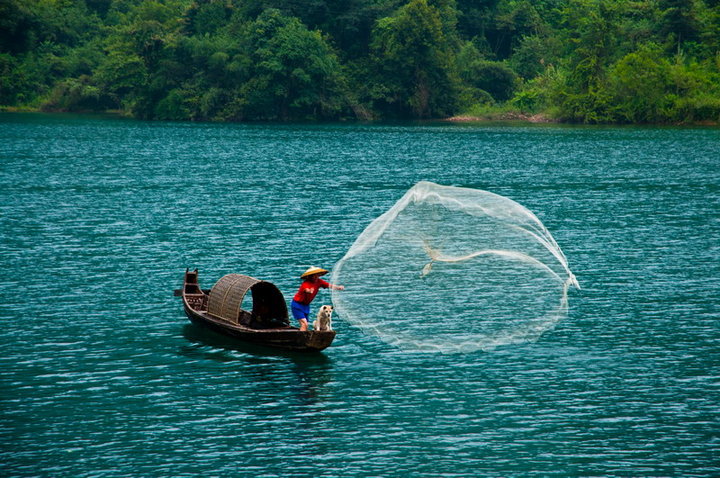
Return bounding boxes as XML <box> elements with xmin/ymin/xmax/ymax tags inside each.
<box><xmin>1</xmin><ymin>0</ymin><xmax>719</xmax><ymax>123</ymax></box>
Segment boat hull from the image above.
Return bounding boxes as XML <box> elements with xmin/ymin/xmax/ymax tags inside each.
<box><xmin>181</xmin><ymin>286</ymin><xmax>335</xmax><ymax>352</ymax></box>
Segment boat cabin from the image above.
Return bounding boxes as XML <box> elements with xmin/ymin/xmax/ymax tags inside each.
<box><xmin>206</xmin><ymin>273</ymin><xmax>290</xmax><ymax>329</ymax></box>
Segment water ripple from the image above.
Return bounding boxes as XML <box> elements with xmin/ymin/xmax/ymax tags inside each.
<box><xmin>1</xmin><ymin>115</ymin><xmax>718</xmax><ymax>477</ymax></box>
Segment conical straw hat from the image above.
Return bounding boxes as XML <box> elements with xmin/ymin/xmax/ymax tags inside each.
<box><xmin>301</xmin><ymin>266</ymin><xmax>328</xmax><ymax>278</ymax></box>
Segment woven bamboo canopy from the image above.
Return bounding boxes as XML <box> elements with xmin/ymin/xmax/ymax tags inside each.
<box><xmin>207</xmin><ymin>274</ymin><xmax>288</xmax><ymax>325</ymax></box>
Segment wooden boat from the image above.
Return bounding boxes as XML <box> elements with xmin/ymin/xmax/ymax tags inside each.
<box><xmin>176</xmin><ymin>269</ymin><xmax>335</xmax><ymax>352</ymax></box>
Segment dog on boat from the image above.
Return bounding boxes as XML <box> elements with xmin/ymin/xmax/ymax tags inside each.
<box><xmin>313</xmin><ymin>305</ymin><xmax>333</xmax><ymax>332</ymax></box>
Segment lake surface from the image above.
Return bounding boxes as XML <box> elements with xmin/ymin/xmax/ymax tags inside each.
<box><xmin>1</xmin><ymin>113</ymin><xmax>718</xmax><ymax>477</ymax></box>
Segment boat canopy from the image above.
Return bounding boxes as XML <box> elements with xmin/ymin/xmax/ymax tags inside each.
<box><xmin>208</xmin><ymin>274</ymin><xmax>289</xmax><ymax>326</ymax></box>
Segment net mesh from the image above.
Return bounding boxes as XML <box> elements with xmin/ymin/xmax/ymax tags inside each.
<box><xmin>331</xmin><ymin>181</ymin><xmax>579</xmax><ymax>353</ymax></box>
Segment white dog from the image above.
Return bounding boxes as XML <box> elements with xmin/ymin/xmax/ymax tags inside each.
<box><xmin>313</xmin><ymin>305</ymin><xmax>334</xmax><ymax>332</ymax></box>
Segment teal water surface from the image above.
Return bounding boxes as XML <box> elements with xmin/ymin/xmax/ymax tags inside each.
<box><xmin>1</xmin><ymin>113</ymin><xmax>718</xmax><ymax>477</ymax></box>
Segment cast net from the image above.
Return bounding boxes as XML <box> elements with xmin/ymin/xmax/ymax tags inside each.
<box><xmin>331</xmin><ymin>181</ymin><xmax>579</xmax><ymax>353</ymax></box>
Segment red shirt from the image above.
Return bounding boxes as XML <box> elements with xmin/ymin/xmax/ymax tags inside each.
<box><xmin>293</xmin><ymin>278</ymin><xmax>330</xmax><ymax>305</ymax></box>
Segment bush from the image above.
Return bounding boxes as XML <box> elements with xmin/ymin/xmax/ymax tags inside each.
<box><xmin>41</xmin><ymin>75</ymin><xmax>112</xmax><ymax>111</ymax></box>
<box><xmin>154</xmin><ymin>88</ymin><xmax>190</xmax><ymax>120</ymax></box>
<box><xmin>670</xmin><ymin>94</ymin><xmax>720</xmax><ymax>123</ymax></box>
<box><xmin>510</xmin><ymin>65</ymin><xmax>565</xmax><ymax>113</ymax></box>
<box><xmin>459</xmin><ymin>60</ymin><xmax>518</xmax><ymax>102</ymax></box>
<box><xmin>607</xmin><ymin>44</ymin><xmax>673</xmax><ymax>122</ymax></box>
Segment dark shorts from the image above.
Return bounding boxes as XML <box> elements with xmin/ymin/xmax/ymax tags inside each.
<box><xmin>291</xmin><ymin>300</ymin><xmax>311</xmax><ymax>321</ymax></box>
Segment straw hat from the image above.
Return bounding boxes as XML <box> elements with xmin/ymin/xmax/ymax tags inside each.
<box><xmin>301</xmin><ymin>266</ymin><xmax>328</xmax><ymax>278</ymax></box>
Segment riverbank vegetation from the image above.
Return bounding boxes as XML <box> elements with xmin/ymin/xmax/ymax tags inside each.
<box><xmin>1</xmin><ymin>0</ymin><xmax>719</xmax><ymax>123</ymax></box>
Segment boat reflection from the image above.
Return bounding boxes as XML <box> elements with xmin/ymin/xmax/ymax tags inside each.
<box><xmin>180</xmin><ymin>323</ymin><xmax>332</xmax><ymax>364</ymax></box>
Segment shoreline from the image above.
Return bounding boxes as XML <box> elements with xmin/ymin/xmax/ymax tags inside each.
<box><xmin>445</xmin><ymin>113</ymin><xmax>718</xmax><ymax>126</ymax></box>
<box><xmin>445</xmin><ymin>112</ymin><xmax>559</xmax><ymax>123</ymax></box>
<box><xmin>2</xmin><ymin>107</ymin><xmax>717</xmax><ymax>126</ymax></box>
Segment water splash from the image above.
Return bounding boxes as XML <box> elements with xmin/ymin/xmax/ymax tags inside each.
<box><xmin>331</xmin><ymin>181</ymin><xmax>579</xmax><ymax>353</ymax></box>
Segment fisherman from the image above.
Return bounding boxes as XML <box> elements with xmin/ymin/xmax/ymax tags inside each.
<box><xmin>291</xmin><ymin>267</ymin><xmax>344</xmax><ymax>331</ymax></box>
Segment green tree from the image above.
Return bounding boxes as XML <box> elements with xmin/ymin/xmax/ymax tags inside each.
<box><xmin>96</xmin><ymin>0</ymin><xmax>188</xmax><ymax>117</ymax></box>
<box><xmin>455</xmin><ymin>0</ymin><xmax>500</xmax><ymax>44</ymax></box>
<box><xmin>607</xmin><ymin>43</ymin><xmax>673</xmax><ymax>122</ymax></box>
<box><xmin>509</xmin><ymin>34</ymin><xmax>562</xmax><ymax>79</ymax></box>
<box><xmin>370</xmin><ymin>0</ymin><xmax>460</xmax><ymax>118</ymax></box>
<box><xmin>563</xmin><ymin>0</ymin><xmax>621</xmax><ymax>91</ymax></box>
<box><xmin>0</xmin><ymin>0</ymin><xmax>39</xmax><ymax>54</ymax></box>
<box><xmin>236</xmin><ymin>9</ymin><xmax>347</xmax><ymax>120</ymax></box>
<box><xmin>457</xmin><ymin>41</ymin><xmax>518</xmax><ymax>101</ymax></box>
<box><xmin>0</xmin><ymin>0</ymin><xmax>718</xmax><ymax>124</ymax></box>
<box><xmin>606</xmin><ymin>42</ymin><xmax>720</xmax><ymax>123</ymax></box>
<box><xmin>553</xmin><ymin>0</ymin><xmax>623</xmax><ymax>122</ymax></box>
<box><xmin>0</xmin><ymin>0</ymin><xmax>104</xmax><ymax>107</ymax></box>
<box><xmin>0</xmin><ymin>53</ymin><xmax>24</xmax><ymax>104</ymax></box>
<box><xmin>182</xmin><ymin>0</ymin><xmax>233</xmax><ymax>35</ymax></box>
<box><xmin>659</xmin><ymin>0</ymin><xmax>703</xmax><ymax>46</ymax></box>
<box><xmin>485</xmin><ymin>0</ymin><xmax>545</xmax><ymax>59</ymax></box>
<box><xmin>93</xmin><ymin>51</ymin><xmax>148</xmax><ymax>108</ymax></box>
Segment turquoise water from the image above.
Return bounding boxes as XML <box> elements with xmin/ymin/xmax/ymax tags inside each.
<box><xmin>1</xmin><ymin>113</ymin><xmax>718</xmax><ymax>476</ymax></box>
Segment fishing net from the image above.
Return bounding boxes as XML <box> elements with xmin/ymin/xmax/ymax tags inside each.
<box><xmin>331</xmin><ymin>181</ymin><xmax>579</xmax><ymax>353</ymax></box>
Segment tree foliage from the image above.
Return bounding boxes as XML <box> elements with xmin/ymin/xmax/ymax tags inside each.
<box><xmin>0</xmin><ymin>0</ymin><xmax>719</xmax><ymax>123</ymax></box>
<box><xmin>370</xmin><ymin>0</ymin><xmax>459</xmax><ymax>117</ymax></box>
